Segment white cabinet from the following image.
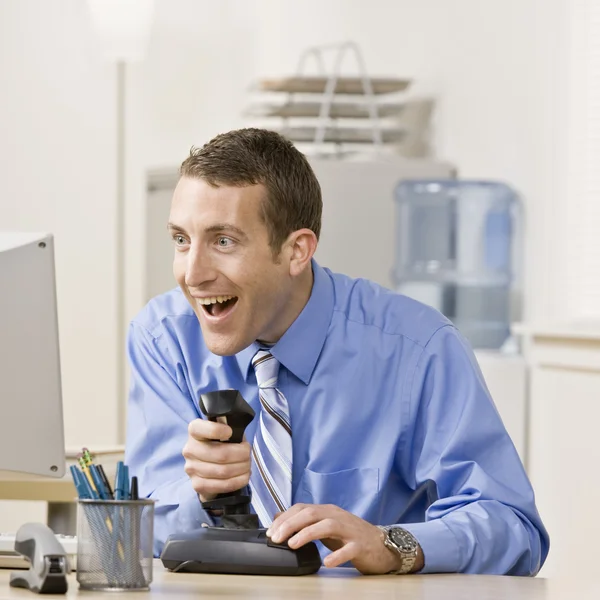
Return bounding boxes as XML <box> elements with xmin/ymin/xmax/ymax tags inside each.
<box><xmin>310</xmin><ymin>158</ymin><xmax>455</xmax><ymax>288</ymax></box>
<box><xmin>521</xmin><ymin>326</ymin><xmax>600</xmax><ymax>578</ymax></box>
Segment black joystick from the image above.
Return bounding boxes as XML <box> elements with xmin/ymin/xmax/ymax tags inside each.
<box><xmin>198</xmin><ymin>390</ymin><xmax>257</xmax><ymax>529</ymax></box>
<box><xmin>160</xmin><ymin>390</ymin><xmax>322</xmax><ymax>576</ymax></box>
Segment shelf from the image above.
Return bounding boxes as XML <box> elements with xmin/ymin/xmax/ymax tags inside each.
<box><xmin>277</xmin><ymin>126</ymin><xmax>405</xmax><ymax>144</ymax></box>
<box><xmin>245</xmin><ymin>101</ymin><xmax>405</xmax><ymax>119</ymax></box>
<box><xmin>247</xmin><ymin>44</ymin><xmax>421</xmax><ymax>153</ymax></box>
<box><xmin>256</xmin><ymin>76</ymin><xmax>411</xmax><ymax>95</ymax></box>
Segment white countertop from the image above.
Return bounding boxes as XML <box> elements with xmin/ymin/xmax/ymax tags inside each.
<box><xmin>512</xmin><ymin>321</ymin><xmax>600</xmax><ymax>342</ymax></box>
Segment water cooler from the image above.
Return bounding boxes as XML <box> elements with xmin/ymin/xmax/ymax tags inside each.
<box><xmin>394</xmin><ymin>180</ymin><xmax>527</xmax><ymax>463</ymax></box>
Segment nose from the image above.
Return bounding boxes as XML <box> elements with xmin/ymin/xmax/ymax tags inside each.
<box><xmin>184</xmin><ymin>245</ymin><xmax>218</xmax><ymax>288</ymax></box>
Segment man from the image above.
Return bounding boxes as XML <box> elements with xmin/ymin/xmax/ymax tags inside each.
<box><xmin>125</xmin><ymin>128</ymin><xmax>549</xmax><ymax>575</ymax></box>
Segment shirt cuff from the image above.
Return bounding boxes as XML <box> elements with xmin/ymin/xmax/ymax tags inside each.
<box><xmin>176</xmin><ymin>480</ymin><xmax>216</xmax><ymax>529</ymax></box>
<box><xmin>401</xmin><ymin>519</ymin><xmax>461</xmax><ymax>574</ymax></box>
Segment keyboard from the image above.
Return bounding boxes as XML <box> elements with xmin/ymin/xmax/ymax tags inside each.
<box><xmin>0</xmin><ymin>532</ymin><xmax>77</xmax><ymax>570</ymax></box>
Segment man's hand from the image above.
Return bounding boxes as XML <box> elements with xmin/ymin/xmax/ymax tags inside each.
<box><xmin>267</xmin><ymin>504</ymin><xmax>424</xmax><ymax>575</ymax></box>
<box><xmin>182</xmin><ymin>419</ymin><xmax>251</xmax><ymax>502</ymax></box>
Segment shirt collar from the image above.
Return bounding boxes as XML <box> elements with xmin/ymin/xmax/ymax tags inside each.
<box><xmin>235</xmin><ymin>259</ymin><xmax>334</xmax><ymax>385</ymax></box>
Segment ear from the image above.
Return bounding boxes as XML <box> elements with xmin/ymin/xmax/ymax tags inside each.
<box><xmin>286</xmin><ymin>229</ymin><xmax>318</xmax><ymax>277</ymax></box>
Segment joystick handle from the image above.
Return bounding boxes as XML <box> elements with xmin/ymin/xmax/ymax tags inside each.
<box><xmin>199</xmin><ymin>390</ymin><xmax>255</xmax><ymax>443</ymax></box>
<box><xmin>198</xmin><ymin>390</ymin><xmax>258</xmax><ymax>528</ymax></box>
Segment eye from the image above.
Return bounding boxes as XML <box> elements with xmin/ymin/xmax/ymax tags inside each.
<box><xmin>173</xmin><ymin>234</ymin><xmax>188</xmax><ymax>247</ymax></box>
<box><xmin>217</xmin><ymin>236</ymin><xmax>233</xmax><ymax>248</ymax></box>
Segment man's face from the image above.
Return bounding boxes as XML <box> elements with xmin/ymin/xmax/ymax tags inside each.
<box><xmin>169</xmin><ymin>177</ymin><xmax>296</xmax><ymax>356</ymax></box>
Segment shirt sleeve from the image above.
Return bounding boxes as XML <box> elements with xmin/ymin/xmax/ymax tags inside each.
<box><xmin>124</xmin><ymin>322</ymin><xmax>215</xmax><ymax>557</ymax></box>
<box><xmin>398</xmin><ymin>325</ymin><xmax>550</xmax><ymax>575</ymax></box>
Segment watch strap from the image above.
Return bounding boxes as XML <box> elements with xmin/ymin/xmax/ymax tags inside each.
<box><xmin>377</xmin><ymin>525</ymin><xmax>419</xmax><ymax>575</ymax></box>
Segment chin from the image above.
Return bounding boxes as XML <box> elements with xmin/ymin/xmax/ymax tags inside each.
<box><xmin>203</xmin><ymin>334</ymin><xmax>249</xmax><ymax>357</ymax></box>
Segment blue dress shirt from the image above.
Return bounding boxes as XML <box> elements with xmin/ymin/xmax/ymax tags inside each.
<box><xmin>125</xmin><ymin>260</ymin><xmax>549</xmax><ymax>574</ymax></box>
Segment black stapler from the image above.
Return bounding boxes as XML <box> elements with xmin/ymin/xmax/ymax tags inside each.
<box><xmin>9</xmin><ymin>523</ymin><xmax>68</xmax><ymax>594</ymax></box>
<box><xmin>160</xmin><ymin>390</ymin><xmax>322</xmax><ymax>575</ymax></box>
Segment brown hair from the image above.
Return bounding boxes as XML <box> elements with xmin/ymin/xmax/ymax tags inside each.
<box><xmin>179</xmin><ymin>128</ymin><xmax>322</xmax><ymax>252</ymax></box>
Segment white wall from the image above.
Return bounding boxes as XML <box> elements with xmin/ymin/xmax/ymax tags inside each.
<box><xmin>123</xmin><ymin>0</ymin><xmax>257</xmax><ymax>326</ymax></box>
<box><xmin>0</xmin><ymin>0</ymin><xmax>120</xmax><ymax>448</ymax></box>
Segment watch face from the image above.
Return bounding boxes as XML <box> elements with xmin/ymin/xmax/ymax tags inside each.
<box><xmin>389</xmin><ymin>528</ymin><xmax>418</xmax><ymax>553</ymax></box>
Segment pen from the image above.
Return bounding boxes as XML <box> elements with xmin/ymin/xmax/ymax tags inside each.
<box><xmin>130</xmin><ymin>476</ymin><xmax>139</xmax><ymax>501</ymax></box>
<box><xmin>89</xmin><ymin>465</ymin><xmax>109</xmax><ymax>500</ymax></box>
<box><xmin>80</xmin><ymin>467</ymin><xmax>99</xmax><ymax>499</ymax></box>
<box><xmin>70</xmin><ymin>465</ymin><xmax>91</xmax><ymax>499</ymax></box>
<box><xmin>114</xmin><ymin>462</ymin><xmax>125</xmax><ymax>500</ymax></box>
<box><xmin>123</xmin><ymin>465</ymin><xmax>130</xmax><ymax>500</ymax></box>
<box><xmin>97</xmin><ymin>464</ymin><xmax>114</xmax><ymax>499</ymax></box>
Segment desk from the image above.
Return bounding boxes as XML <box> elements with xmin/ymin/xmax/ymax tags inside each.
<box><xmin>0</xmin><ymin>561</ymin><xmax>598</xmax><ymax>600</ymax></box>
<box><xmin>0</xmin><ymin>471</ymin><xmax>76</xmax><ymax>504</ymax></box>
<box><xmin>0</xmin><ymin>451</ymin><xmax>123</xmax><ymax>534</ymax></box>
<box><xmin>0</xmin><ymin>470</ymin><xmax>76</xmax><ymax>534</ymax></box>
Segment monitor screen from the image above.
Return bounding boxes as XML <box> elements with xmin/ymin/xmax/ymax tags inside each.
<box><xmin>0</xmin><ymin>233</ymin><xmax>65</xmax><ymax>477</ymax></box>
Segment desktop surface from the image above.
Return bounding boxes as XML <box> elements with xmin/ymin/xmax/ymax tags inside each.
<box><xmin>0</xmin><ymin>450</ymin><xmax>123</xmax><ymax>503</ymax></box>
<box><xmin>0</xmin><ymin>450</ymin><xmax>124</xmax><ymax>536</ymax></box>
<box><xmin>0</xmin><ymin>471</ymin><xmax>76</xmax><ymax>504</ymax></box>
<box><xmin>0</xmin><ymin>560</ymin><xmax>597</xmax><ymax>599</ymax></box>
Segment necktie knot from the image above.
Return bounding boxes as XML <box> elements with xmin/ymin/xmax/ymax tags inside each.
<box><xmin>252</xmin><ymin>350</ymin><xmax>280</xmax><ymax>389</ymax></box>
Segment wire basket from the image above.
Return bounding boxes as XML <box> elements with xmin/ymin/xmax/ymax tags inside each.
<box><xmin>76</xmin><ymin>499</ymin><xmax>154</xmax><ymax>591</ymax></box>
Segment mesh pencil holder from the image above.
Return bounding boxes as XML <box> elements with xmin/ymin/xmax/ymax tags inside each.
<box><xmin>76</xmin><ymin>499</ymin><xmax>155</xmax><ymax>591</ymax></box>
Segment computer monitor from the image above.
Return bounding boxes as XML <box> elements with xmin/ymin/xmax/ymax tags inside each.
<box><xmin>0</xmin><ymin>233</ymin><xmax>66</xmax><ymax>477</ymax></box>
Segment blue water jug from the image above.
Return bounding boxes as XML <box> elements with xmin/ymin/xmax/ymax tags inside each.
<box><xmin>394</xmin><ymin>180</ymin><xmax>522</xmax><ymax>350</ymax></box>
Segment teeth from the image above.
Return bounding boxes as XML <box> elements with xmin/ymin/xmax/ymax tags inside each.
<box><xmin>197</xmin><ymin>295</ymin><xmax>235</xmax><ymax>305</ymax></box>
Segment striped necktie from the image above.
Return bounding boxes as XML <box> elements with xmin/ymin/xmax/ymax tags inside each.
<box><xmin>249</xmin><ymin>350</ymin><xmax>292</xmax><ymax>527</ymax></box>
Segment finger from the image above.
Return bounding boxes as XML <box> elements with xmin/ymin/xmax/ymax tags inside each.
<box><xmin>183</xmin><ymin>440</ymin><xmax>251</xmax><ymax>465</ymax></box>
<box><xmin>270</xmin><ymin>506</ymin><xmax>337</xmax><ymax>544</ymax></box>
<box><xmin>189</xmin><ymin>472</ymin><xmax>251</xmax><ymax>497</ymax></box>
<box><xmin>286</xmin><ymin>517</ymin><xmax>342</xmax><ymax>549</ymax></box>
<box><xmin>188</xmin><ymin>418</ymin><xmax>232</xmax><ymax>442</ymax></box>
<box><xmin>267</xmin><ymin>504</ymin><xmax>310</xmax><ymax>538</ymax></box>
<box><xmin>185</xmin><ymin>459</ymin><xmax>250</xmax><ymax>480</ymax></box>
<box><xmin>323</xmin><ymin>542</ymin><xmax>359</xmax><ymax>569</ymax></box>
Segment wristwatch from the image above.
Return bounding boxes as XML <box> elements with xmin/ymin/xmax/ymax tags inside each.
<box><xmin>377</xmin><ymin>525</ymin><xmax>420</xmax><ymax>574</ymax></box>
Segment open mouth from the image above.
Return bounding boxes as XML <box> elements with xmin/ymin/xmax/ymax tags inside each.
<box><xmin>197</xmin><ymin>295</ymin><xmax>238</xmax><ymax>318</ymax></box>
